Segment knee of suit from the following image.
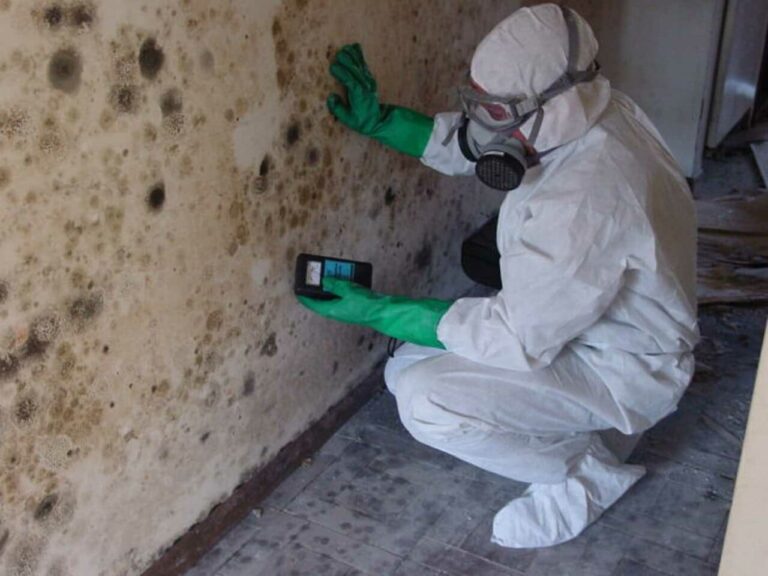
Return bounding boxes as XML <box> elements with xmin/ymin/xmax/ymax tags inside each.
<box><xmin>393</xmin><ymin>363</ymin><xmax>468</xmax><ymax>445</ymax></box>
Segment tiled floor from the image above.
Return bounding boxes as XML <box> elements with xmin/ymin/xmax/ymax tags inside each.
<box><xmin>185</xmin><ymin>303</ymin><xmax>766</xmax><ymax>576</ymax></box>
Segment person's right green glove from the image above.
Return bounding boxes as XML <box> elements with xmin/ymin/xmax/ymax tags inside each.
<box><xmin>298</xmin><ymin>278</ymin><xmax>451</xmax><ymax>349</ymax></box>
<box><xmin>327</xmin><ymin>44</ymin><xmax>434</xmax><ymax>158</ymax></box>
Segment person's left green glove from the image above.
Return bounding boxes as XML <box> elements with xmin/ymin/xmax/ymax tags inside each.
<box><xmin>327</xmin><ymin>44</ymin><xmax>434</xmax><ymax>158</ymax></box>
<box><xmin>298</xmin><ymin>278</ymin><xmax>451</xmax><ymax>349</ymax></box>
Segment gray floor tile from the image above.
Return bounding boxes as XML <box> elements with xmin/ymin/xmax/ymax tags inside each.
<box><xmin>287</xmin><ymin>490</ymin><xmax>434</xmax><ymax>557</ymax></box>
<box><xmin>186</xmin><ymin>513</ymin><xmax>264</xmax><ymax>575</ymax></box>
<box><xmin>263</xmin><ymin>453</ymin><xmax>340</xmax><ymax>509</ymax></box>
<box><xmin>623</xmin><ymin>539</ymin><xmax>718</xmax><ymax>576</ymax></box>
<box><xmin>612</xmin><ymin>559</ymin><xmax>667</xmax><ymax>576</ymax></box>
<box><xmin>525</xmin><ymin>534</ymin><xmax>590</xmax><ymax>576</ymax></box>
<box><xmin>409</xmin><ymin>537</ymin><xmax>521</xmax><ymax>576</ymax></box>
<box><xmin>293</xmin><ymin>521</ymin><xmax>402</xmax><ymax>575</ymax></box>
<box><xmin>458</xmin><ymin>514</ymin><xmax>537</xmax><ymax>573</ymax></box>
<box><xmin>601</xmin><ymin>507</ymin><xmax>714</xmax><ymax>560</ymax></box>
<box><xmin>220</xmin><ymin>540</ymin><xmax>356</xmax><ymax>576</ymax></box>
<box><xmin>651</xmin><ymin>481</ymin><xmax>731</xmax><ymax>539</ymax></box>
<box><xmin>216</xmin><ymin>509</ymin><xmax>310</xmax><ymax>575</ymax></box>
<box><xmin>393</xmin><ymin>559</ymin><xmax>446</xmax><ymax>575</ymax></box>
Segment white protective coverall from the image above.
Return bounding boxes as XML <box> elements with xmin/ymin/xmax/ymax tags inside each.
<box><xmin>384</xmin><ymin>4</ymin><xmax>699</xmax><ymax>548</ymax></box>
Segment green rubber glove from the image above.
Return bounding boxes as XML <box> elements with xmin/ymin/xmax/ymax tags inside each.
<box><xmin>298</xmin><ymin>277</ymin><xmax>451</xmax><ymax>349</ymax></box>
<box><xmin>327</xmin><ymin>44</ymin><xmax>434</xmax><ymax>158</ymax></box>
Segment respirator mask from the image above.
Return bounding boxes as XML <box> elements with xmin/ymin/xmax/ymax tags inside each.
<box><xmin>449</xmin><ymin>5</ymin><xmax>600</xmax><ymax>191</ymax></box>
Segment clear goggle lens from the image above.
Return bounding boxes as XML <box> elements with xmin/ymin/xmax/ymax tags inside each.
<box><xmin>458</xmin><ymin>84</ymin><xmax>528</xmax><ymax>131</ymax></box>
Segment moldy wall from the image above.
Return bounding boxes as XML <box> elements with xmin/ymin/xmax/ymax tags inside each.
<box><xmin>0</xmin><ymin>0</ymin><xmax>520</xmax><ymax>574</ymax></box>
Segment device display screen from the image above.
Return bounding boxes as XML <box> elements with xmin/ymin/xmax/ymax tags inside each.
<box><xmin>306</xmin><ymin>260</ymin><xmax>323</xmax><ymax>286</ymax></box>
<box><xmin>324</xmin><ymin>260</ymin><xmax>355</xmax><ymax>281</ymax></box>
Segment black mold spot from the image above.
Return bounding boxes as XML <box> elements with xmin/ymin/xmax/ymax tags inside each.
<box><xmin>0</xmin><ymin>167</ymin><xmax>9</xmax><ymax>189</ymax></box>
<box><xmin>44</xmin><ymin>5</ymin><xmax>64</xmax><ymax>27</ymax></box>
<box><xmin>34</xmin><ymin>494</ymin><xmax>58</xmax><ymax>521</ymax></box>
<box><xmin>69</xmin><ymin>3</ymin><xmax>94</xmax><ymax>27</ymax></box>
<box><xmin>286</xmin><ymin>122</ymin><xmax>300</xmax><ymax>146</ymax></box>
<box><xmin>260</xmin><ymin>332</ymin><xmax>278</xmax><ymax>357</ymax></box>
<box><xmin>0</xmin><ymin>280</ymin><xmax>8</xmax><ymax>303</ymax></box>
<box><xmin>0</xmin><ymin>353</ymin><xmax>19</xmax><ymax>380</ymax></box>
<box><xmin>200</xmin><ymin>432</ymin><xmax>210</xmax><ymax>443</ymax></box>
<box><xmin>259</xmin><ymin>155</ymin><xmax>271</xmax><ymax>177</ymax></box>
<box><xmin>48</xmin><ymin>48</ymin><xmax>82</xmax><ymax>93</ymax></box>
<box><xmin>160</xmin><ymin>89</ymin><xmax>183</xmax><ymax>117</ymax></box>
<box><xmin>147</xmin><ymin>182</ymin><xmax>165</xmax><ymax>211</ymax></box>
<box><xmin>26</xmin><ymin>313</ymin><xmax>60</xmax><ymax>356</ymax></box>
<box><xmin>243</xmin><ymin>371</ymin><xmax>255</xmax><ymax>396</ymax></box>
<box><xmin>384</xmin><ymin>187</ymin><xmax>396</xmax><ymax>206</ymax></box>
<box><xmin>0</xmin><ymin>528</ymin><xmax>8</xmax><ymax>557</ymax></box>
<box><xmin>110</xmin><ymin>85</ymin><xmax>138</xmax><ymax>114</ymax></box>
<box><xmin>14</xmin><ymin>396</ymin><xmax>37</xmax><ymax>423</ymax></box>
<box><xmin>306</xmin><ymin>147</ymin><xmax>319</xmax><ymax>166</ymax></box>
<box><xmin>414</xmin><ymin>242</ymin><xmax>432</xmax><ymax>270</ymax></box>
<box><xmin>139</xmin><ymin>38</ymin><xmax>164</xmax><ymax>80</ymax></box>
<box><xmin>69</xmin><ymin>293</ymin><xmax>103</xmax><ymax>323</ymax></box>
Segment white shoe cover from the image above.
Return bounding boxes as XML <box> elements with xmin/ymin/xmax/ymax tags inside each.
<box><xmin>491</xmin><ymin>439</ymin><xmax>646</xmax><ymax>548</ymax></box>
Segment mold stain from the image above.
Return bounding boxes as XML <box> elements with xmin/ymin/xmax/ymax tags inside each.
<box><xmin>43</xmin><ymin>5</ymin><xmax>64</xmax><ymax>28</ymax></box>
<box><xmin>34</xmin><ymin>493</ymin><xmax>59</xmax><ymax>522</ymax></box>
<box><xmin>243</xmin><ymin>372</ymin><xmax>255</xmax><ymax>396</ymax></box>
<box><xmin>0</xmin><ymin>353</ymin><xmax>19</xmax><ymax>381</ymax></box>
<box><xmin>26</xmin><ymin>312</ymin><xmax>60</xmax><ymax>357</ymax></box>
<box><xmin>260</xmin><ymin>333</ymin><xmax>278</xmax><ymax>357</ymax></box>
<box><xmin>14</xmin><ymin>396</ymin><xmax>38</xmax><ymax>424</ymax></box>
<box><xmin>138</xmin><ymin>38</ymin><xmax>164</xmax><ymax>80</ymax></box>
<box><xmin>0</xmin><ymin>167</ymin><xmax>9</xmax><ymax>189</ymax></box>
<box><xmin>0</xmin><ymin>280</ymin><xmax>8</xmax><ymax>303</ymax></box>
<box><xmin>110</xmin><ymin>85</ymin><xmax>139</xmax><ymax>114</ymax></box>
<box><xmin>160</xmin><ymin>88</ymin><xmax>184</xmax><ymax>135</ymax></box>
<box><xmin>414</xmin><ymin>242</ymin><xmax>432</xmax><ymax>270</ymax></box>
<box><xmin>0</xmin><ymin>108</ymin><xmax>30</xmax><ymax>139</ymax></box>
<box><xmin>48</xmin><ymin>48</ymin><xmax>82</xmax><ymax>93</ymax></box>
<box><xmin>146</xmin><ymin>182</ymin><xmax>166</xmax><ymax>211</ymax></box>
<box><xmin>69</xmin><ymin>2</ymin><xmax>95</xmax><ymax>28</ymax></box>
<box><xmin>285</xmin><ymin>122</ymin><xmax>301</xmax><ymax>147</ymax></box>
<box><xmin>68</xmin><ymin>293</ymin><xmax>103</xmax><ymax>326</ymax></box>
<box><xmin>160</xmin><ymin>89</ymin><xmax>183</xmax><ymax>117</ymax></box>
<box><xmin>384</xmin><ymin>187</ymin><xmax>396</xmax><ymax>206</ymax></box>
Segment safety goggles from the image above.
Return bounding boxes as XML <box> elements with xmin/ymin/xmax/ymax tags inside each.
<box><xmin>458</xmin><ymin>83</ymin><xmax>540</xmax><ymax>133</ymax></box>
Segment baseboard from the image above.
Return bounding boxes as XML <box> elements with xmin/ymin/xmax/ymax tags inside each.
<box><xmin>141</xmin><ymin>362</ymin><xmax>386</xmax><ymax>576</ymax></box>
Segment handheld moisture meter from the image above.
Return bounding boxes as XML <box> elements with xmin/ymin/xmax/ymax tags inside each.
<box><xmin>294</xmin><ymin>253</ymin><xmax>373</xmax><ymax>300</ymax></box>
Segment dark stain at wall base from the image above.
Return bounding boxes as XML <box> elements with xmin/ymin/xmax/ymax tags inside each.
<box><xmin>138</xmin><ymin>38</ymin><xmax>164</xmax><ymax>80</ymax></box>
<box><xmin>384</xmin><ymin>187</ymin><xmax>396</xmax><ymax>206</ymax></box>
<box><xmin>0</xmin><ymin>280</ymin><xmax>8</xmax><ymax>303</ymax></box>
<box><xmin>48</xmin><ymin>48</ymin><xmax>82</xmax><ymax>93</ymax></box>
<box><xmin>414</xmin><ymin>242</ymin><xmax>433</xmax><ymax>270</ymax></box>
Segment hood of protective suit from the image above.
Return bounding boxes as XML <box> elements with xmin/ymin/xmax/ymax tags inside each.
<box><xmin>470</xmin><ymin>3</ymin><xmax>611</xmax><ymax>152</ymax></box>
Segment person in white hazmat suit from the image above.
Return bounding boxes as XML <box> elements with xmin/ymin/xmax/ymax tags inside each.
<box><xmin>299</xmin><ymin>3</ymin><xmax>699</xmax><ymax>548</ymax></box>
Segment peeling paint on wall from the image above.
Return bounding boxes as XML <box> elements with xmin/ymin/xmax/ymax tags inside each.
<box><xmin>0</xmin><ymin>0</ymin><xmax>519</xmax><ymax>573</ymax></box>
